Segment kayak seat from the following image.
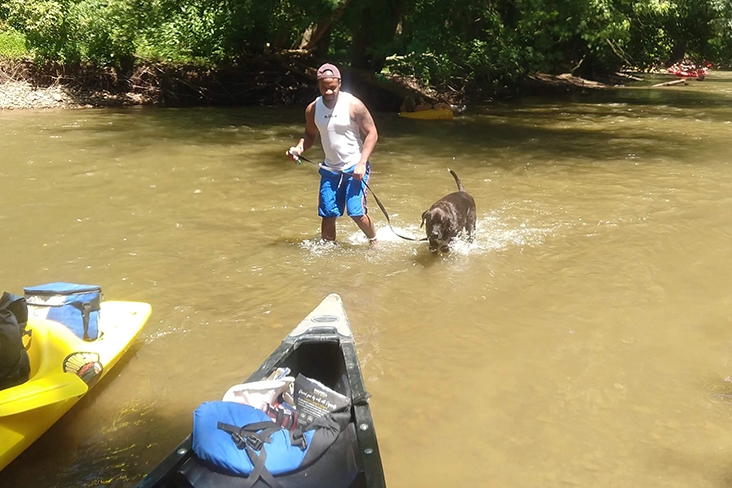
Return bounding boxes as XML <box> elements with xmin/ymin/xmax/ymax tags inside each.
<box><xmin>174</xmin><ymin>421</ymin><xmax>359</xmax><ymax>488</ymax></box>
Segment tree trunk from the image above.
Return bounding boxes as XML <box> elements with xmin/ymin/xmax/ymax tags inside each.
<box><xmin>299</xmin><ymin>0</ymin><xmax>351</xmax><ymax>55</ymax></box>
<box><xmin>669</xmin><ymin>41</ymin><xmax>687</xmax><ymax>65</ymax></box>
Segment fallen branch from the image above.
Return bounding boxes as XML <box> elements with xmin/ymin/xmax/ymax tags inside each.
<box><xmin>652</xmin><ymin>79</ymin><xmax>687</xmax><ymax>87</ymax></box>
<box><xmin>615</xmin><ymin>71</ymin><xmax>643</xmax><ymax>82</ymax></box>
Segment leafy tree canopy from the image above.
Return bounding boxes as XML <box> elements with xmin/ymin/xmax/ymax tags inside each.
<box><xmin>2</xmin><ymin>0</ymin><xmax>730</xmax><ymax>96</ymax></box>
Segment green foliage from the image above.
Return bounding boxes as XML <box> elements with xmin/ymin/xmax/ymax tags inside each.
<box><xmin>131</xmin><ymin>0</ymin><xmax>334</xmax><ymax>63</ymax></box>
<box><xmin>3</xmin><ymin>0</ymin><xmax>732</xmax><ymax>92</ymax></box>
<box><xmin>70</xmin><ymin>0</ymin><xmax>138</xmax><ymax>66</ymax></box>
<box><xmin>0</xmin><ymin>27</ymin><xmax>28</xmax><ymax>59</ymax></box>
<box><xmin>4</xmin><ymin>0</ymin><xmax>70</xmax><ymax>61</ymax></box>
<box><xmin>382</xmin><ymin>0</ymin><xmax>732</xmax><ymax>90</ymax></box>
<box><xmin>709</xmin><ymin>0</ymin><xmax>732</xmax><ymax>66</ymax></box>
<box><xmin>384</xmin><ymin>0</ymin><xmax>631</xmax><ymax>90</ymax></box>
<box><xmin>384</xmin><ymin>0</ymin><xmax>517</xmax><ymax>86</ymax></box>
<box><xmin>3</xmin><ymin>0</ymin><xmax>138</xmax><ymax>66</ymax></box>
<box><xmin>620</xmin><ymin>0</ymin><xmax>729</xmax><ymax>68</ymax></box>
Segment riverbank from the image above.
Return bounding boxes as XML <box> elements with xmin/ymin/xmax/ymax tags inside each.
<box><xmin>0</xmin><ymin>58</ymin><xmax>629</xmax><ymax>111</ymax></box>
<box><xmin>0</xmin><ymin>60</ymin><xmax>156</xmax><ymax>109</ymax></box>
<box><xmin>0</xmin><ymin>80</ymin><xmax>152</xmax><ymax>109</ymax></box>
<box><xmin>0</xmin><ymin>57</ymin><xmax>325</xmax><ymax>110</ymax></box>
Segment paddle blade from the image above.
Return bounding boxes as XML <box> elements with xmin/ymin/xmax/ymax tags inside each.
<box><xmin>0</xmin><ymin>372</ymin><xmax>89</xmax><ymax>417</ymax></box>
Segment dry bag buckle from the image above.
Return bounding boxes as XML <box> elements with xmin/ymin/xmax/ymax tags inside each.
<box><xmin>230</xmin><ymin>431</ymin><xmax>247</xmax><ymax>449</ymax></box>
<box><xmin>231</xmin><ymin>431</ymin><xmax>264</xmax><ymax>451</ymax></box>
<box><xmin>231</xmin><ymin>431</ymin><xmax>263</xmax><ymax>451</ymax></box>
<box><xmin>245</xmin><ymin>432</ymin><xmax>264</xmax><ymax>451</ymax></box>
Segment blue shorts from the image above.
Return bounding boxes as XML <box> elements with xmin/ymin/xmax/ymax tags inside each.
<box><xmin>318</xmin><ymin>163</ymin><xmax>370</xmax><ymax>218</ymax></box>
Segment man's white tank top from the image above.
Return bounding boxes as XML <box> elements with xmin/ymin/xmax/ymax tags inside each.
<box><xmin>314</xmin><ymin>91</ymin><xmax>363</xmax><ymax>171</ymax></box>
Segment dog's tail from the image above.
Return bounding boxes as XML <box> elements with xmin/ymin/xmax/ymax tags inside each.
<box><xmin>447</xmin><ymin>168</ymin><xmax>464</xmax><ymax>192</ymax></box>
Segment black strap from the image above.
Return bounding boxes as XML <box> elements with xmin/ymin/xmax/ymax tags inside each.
<box><xmin>217</xmin><ymin>421</ymin><xmax>278</xmax><ymax>450</ymax></box>
<box><xmin>297</xmin><ymin>154</ymin><xmax>426</xmax><ymax>242</ymax></box>
<box><xmin>81</xmin><ymin>302</ymin><xmax>91</xmax><ymax>341</ymax></box>
<box><xmin>243</xmin><ymin>445</ymin><xmax>282</xmax><ymax>488</ymax></box>
<box><xmin>216</xmin><ymin>421</ymin><xmax>295</xmax><ymax>488</ymax></box>
<box><xmin>70</xmin><ymin>301</ymin><xmax>93</xmax><ymax>341</ymax></box>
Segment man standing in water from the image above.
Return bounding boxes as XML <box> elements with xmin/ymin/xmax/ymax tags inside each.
<box><xmin>286</xmin><ymin>63</ymin><xmax>378</xmax><ymax>244</ymax></box>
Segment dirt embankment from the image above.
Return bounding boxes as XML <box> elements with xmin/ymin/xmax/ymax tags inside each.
<box><xmin>0</xmin><ymin>80</ymin><xmax>147</xmax><ymax>109</ymax></box>
<box><xmin>0</xmin><ymin>61</ymin><xmax>150</xmax><ymax>109</ymax></box>
<box><xmin>0</xmin><ymin>58</ymin><xmax>320</xmax><ymax>110</ymax></box>
<box><xmin>0</xmin><ymin>57</ymin><xmax>627</xmax><ymax>111</ymax></box>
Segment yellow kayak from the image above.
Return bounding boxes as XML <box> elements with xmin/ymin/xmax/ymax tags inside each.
<box><xmin>399</xmin><ymin>107</ymin><xmax>454</xmax><ymax>120</ymax></box>
<box><xmin>0</xmin><ymin>300</ymin><xmax>151</xmax><ymax>471</ymax></box>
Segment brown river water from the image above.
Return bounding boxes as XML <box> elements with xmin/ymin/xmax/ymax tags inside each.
<box><xmin>1</xmin><ymin>72</ymin><xmax>732</xmax><ymax>487</ymax></box>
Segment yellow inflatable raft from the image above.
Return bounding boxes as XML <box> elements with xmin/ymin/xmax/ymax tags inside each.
<box><xmin>399</xmin><ymin>107</ymin><xmax>454</xmax><ymax>120</ymax></box>
<box><xmin>0</xmin><ymin>300</ymin><xmax>151</xmax><ymax>471</ymax></box>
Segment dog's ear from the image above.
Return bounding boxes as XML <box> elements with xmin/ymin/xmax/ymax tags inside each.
<box><xmin>420</xmin><ymin>210</ymin><xmax>428</xmax><ymax>228</ymax></box>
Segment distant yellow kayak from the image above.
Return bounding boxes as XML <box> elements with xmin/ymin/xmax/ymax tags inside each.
<box><xmin>399</xmin><ymin>107</ymin><xmax>454</xmax><ymax>120</ymax></box>
<box><xmin>0</xmin><ymin>301</ymin><xmax>151</xmax><ymax>471</ymax></box>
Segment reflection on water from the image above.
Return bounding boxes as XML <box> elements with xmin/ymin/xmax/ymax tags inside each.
<box><xmin>2</xmin><ymin>72</ymin><xmax>732</xmax><ymax>487</ymax></box>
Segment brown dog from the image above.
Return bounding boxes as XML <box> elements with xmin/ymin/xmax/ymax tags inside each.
<box><xmin>420</xmin><ymin>169</ymin><xmax>476</xmax><ymax>252</ymax></box>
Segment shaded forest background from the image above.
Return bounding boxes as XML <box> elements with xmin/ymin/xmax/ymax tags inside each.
<box><xmin>1</xmin><ymin>0</ymin><xmax>731</xmax><ymax>109</ymax></box>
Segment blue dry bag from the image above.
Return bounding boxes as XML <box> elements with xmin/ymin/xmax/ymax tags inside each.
<box><xmin>192</xmin><ymin>401</ymin><xmax>343</xmax><ymax>483</ymax></box>
<box><xmin>23</xmin><ymin>282</ymin><xmax>102</xmax><ymax>341</ymax></box>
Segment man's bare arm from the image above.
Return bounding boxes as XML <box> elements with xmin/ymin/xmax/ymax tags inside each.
<box><xmin>353</xmin><ymin>98</ymin><xmax>378</xmax><ymax>166</ymax></box>
<box><xmin>287</xmin><ymin>102</ymin><xmax>319</xmax><ymax>160</ymax></box>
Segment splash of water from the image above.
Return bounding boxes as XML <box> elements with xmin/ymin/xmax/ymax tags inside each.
<box><xmin>297</xmin><ymin>210</ymin><xmax>560</xmax><ymax>257</ymax></box>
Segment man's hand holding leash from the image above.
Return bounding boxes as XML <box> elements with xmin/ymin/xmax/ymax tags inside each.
<box><xmin>352</xmin><ymin>161</ymin><xmax>367</xmax><ymax>181</ymax></box>
<box><xmin>286</xmin><ymin>142</ymin><xmax>304</xmax><ymax>162</ymax></box>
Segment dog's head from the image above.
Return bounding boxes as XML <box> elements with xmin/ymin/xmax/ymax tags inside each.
<box><xmin>421</xmin><ymin>206</ymin><xmax>452</xmax><ymax>252</ymax></box>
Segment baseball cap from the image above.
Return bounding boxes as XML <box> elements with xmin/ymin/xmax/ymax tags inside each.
<box><xmin>317</xmin><ymin>63</ymin><xmax>341</xmax><ymax>80</ymax></box>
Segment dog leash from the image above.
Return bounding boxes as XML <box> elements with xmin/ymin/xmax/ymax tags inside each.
<box><xmin>292</xmin><ymin>153</ymin><xmax>426</xmax><ymax>242</ymax></box>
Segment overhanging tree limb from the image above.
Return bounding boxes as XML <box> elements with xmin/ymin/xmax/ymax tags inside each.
<box><xmin>298</xmin><ymin>0</ymin><xmax>351</xmax><ymax>51</ymax></box>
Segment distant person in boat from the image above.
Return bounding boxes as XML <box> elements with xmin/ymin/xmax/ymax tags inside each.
<box><xmin>415</xmin><ymin>97</ymin><xmax>433</xmax><ymax>112</ymax></box>
<box><xmin>400</xmin><ymin>96</ymin><xmax>417</xmax><ymax>112</ymax></box>
<box><xmin>286</xmin><ymin>63</ymin><xmax>378</xmax><ymax>245</ymax></box>
<box><xmin>416</xmin><ymin>97</ymin><xmax>453</xmax><ymax>112</ymax></box>
<box><xmin>401</xmin><ymin>95</ymin><xmax>459</xmax><ymax>113</ymax></box>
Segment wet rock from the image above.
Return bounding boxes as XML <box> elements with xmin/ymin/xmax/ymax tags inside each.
<box><xmin>0</xmin><ymin>80</ymin><xmax>150</xmax><ymax>110</ymax></box>
<box><xmin>1</xmin><ymin>81</ymin><xmax>77</xmax><ymax>109</ymax></box>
